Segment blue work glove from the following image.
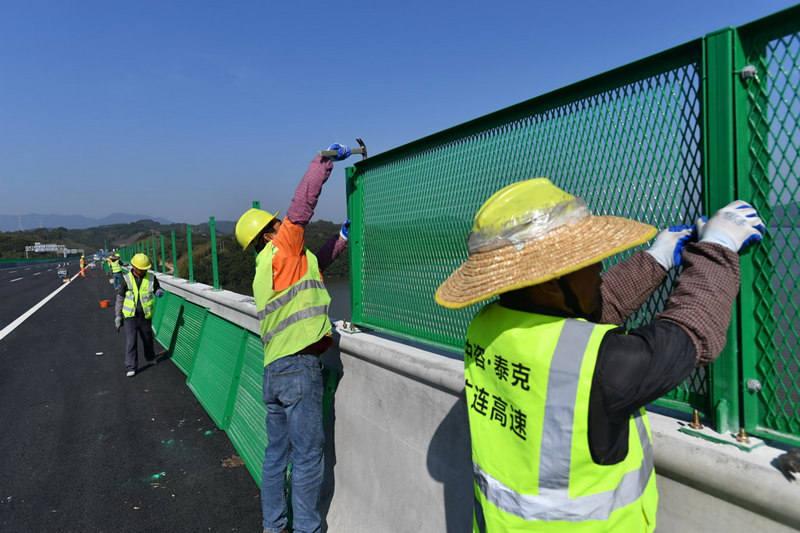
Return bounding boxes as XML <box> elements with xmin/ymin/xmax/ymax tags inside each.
<box><xmin>339</xmin><ymin>220</ymin><xmax>351</xmax><ymax>241</ymax></box>
<box><xmin>697</xmin><ymin>200</ymin><xmax>766</xmax><ymax>252</ymax></box>
<box><xmin>327</xmin><ymin>143</ymin><xmax>351</xmax><ymax>161</ymax></box>
<box><xmin>645</xmin><ymin>224</ymin><xmax>696</xmax><ymax>270</ymax></box>
<box><xmin>115</xmin><ymin>316</ymin><xmax>122</xmax><ymax>332</ymax></box>
<box><xmin>155</xmin><ymin>289</ymin><xmax>164</xmax><ymax>298</ymax></box>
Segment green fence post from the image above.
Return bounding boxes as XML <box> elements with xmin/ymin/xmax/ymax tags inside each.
<box><xmin>252</xmin><ymin>200</ymin><xmax>260</xmax><ymax>259</ymax></box>
<box><xmin>702</xmin><ymin>27</ymin><xmax>741</xmax><ymax>434</ymax></box>
<box><xmin>160</xmin><ymin>235</ymin><xmax>166</xmax><ymax>275</ymax></box>
<box><xmin>346</xmin><ymin>165</ymin><xmax>362</xmax><ymax>325</ymax></box>
<box><xmin>171</xmin><ymin>231</ymin><xmax>178</xmax><ymax>279</ymax></box>
<box><xmin>210</xmin><ymin>216</ymin><xmax>220</xmax><ymax>291</ymax></box>
<box><xmin>187</xmin><ymin>224</ymin><xmax>195</xmax><ymax>284</ymax></box>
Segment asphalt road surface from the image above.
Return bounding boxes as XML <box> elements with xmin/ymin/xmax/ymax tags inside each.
<box><xmin>0</xmin><ymin>265</ymin><xmax>262</xmax><ymax>531</ymax></box>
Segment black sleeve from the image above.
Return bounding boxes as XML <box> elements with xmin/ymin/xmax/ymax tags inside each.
<box><xmin>587</xmin><ymin>321</ymin><xmax>696</xmax><ymax>464</ymax></box>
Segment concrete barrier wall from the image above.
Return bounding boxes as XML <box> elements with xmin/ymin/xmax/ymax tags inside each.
<box><xmin>154</xmin><ymin>274</ymin><xmax>800</xmax><ymax>532</ymax></box>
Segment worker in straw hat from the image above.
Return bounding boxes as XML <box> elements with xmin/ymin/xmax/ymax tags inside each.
<box><xmin>435</xmin><ymin>178</ymin><xmax>765</xmax><ymax>532</ymax></box>
<box><xmin>114</xmin><ymin>253</ymin><xmax>164</xmax><ymax>377</ymax></box>
<box><xmin>235</xmin><ymin>144</ymin><xmax>352</xmax><ymax>533</ymax></box>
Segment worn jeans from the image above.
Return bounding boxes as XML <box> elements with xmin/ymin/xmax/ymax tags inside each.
<box><xmin>261</xmin><ymin>354</ymin><xmax>324</xmax><ymax>533</ymax></box>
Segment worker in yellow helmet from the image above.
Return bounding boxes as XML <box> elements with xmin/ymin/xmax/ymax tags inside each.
<box><xmin>235</xmin><ymin>143</ymin><xmax>352</xmax><ymax>533</ymax></box>
<box><xmin>109</xmin><ymin>253</ymin><xmax>126</xmax><ymax>290</ymax></box>
<box><xmin>436</xmin><ymin>178</ymin><xmax>765</xmax><ymax>532</ymax></box>
<box><xmin>114</xmin><ymin>253</ymin><xmax>164</xmax><ymax>377</ymax></box>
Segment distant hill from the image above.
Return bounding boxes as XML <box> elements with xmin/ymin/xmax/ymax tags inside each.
<box><xmin>0</xmin><ymin>213</ymin><xmax>174</xmax><ymax>232</ymax></box>
<box><xmin>0</xmin><ymin>219</ymin><xmax>349</xmax><ymax>286</ymax></box>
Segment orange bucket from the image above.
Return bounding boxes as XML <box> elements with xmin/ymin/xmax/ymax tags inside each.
<box><xmin>99</xmin><ymin>300</ymin><xmax>110</xmax><ymax>308</ymax></box>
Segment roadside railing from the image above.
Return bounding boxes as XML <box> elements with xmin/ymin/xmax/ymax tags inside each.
<box><xmin>345</xmin><ymin>6</ymin><xmax>800</xmax><ymax>446</ymax></box>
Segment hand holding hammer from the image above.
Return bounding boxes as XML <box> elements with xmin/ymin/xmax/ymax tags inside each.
<box><xmin>318</xmin><ymin>138</ymin><xmax>367</xmax><ymax>161</ymax></box>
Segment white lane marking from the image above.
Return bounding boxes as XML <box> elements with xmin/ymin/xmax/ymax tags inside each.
<box><xmin>33</xmin><ymin>272</ymin><xmax>41</xmax><ymax>276</ymax></box>
<box><xmin>0</xmin><ymin>271</ymin><xmax>81</xmax><ymax>342</ymax></box>
<box><xmin>10</xmin><ymin>278</ymin><xmax>22</xmax><ymax>283</ymax></box>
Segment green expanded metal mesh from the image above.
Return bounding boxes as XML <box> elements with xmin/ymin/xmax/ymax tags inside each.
<box><xmin>348</xmin><ymin>43</ymin><xmax>707</xmax><ymax>407</ymax></box>
<box><xmin>739</xmin><ymin>12</ymin><xmax>800</xmax><ymax>445</ymax></box>
<box><xmin>348</xmin><ymin>5</ymin><xmax>800</xmax><ymax>445</ymax></box>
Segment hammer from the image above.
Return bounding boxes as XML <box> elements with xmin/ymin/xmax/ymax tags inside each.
<box><xmin>318</xmin><ymin>138</ymin><xmax>367</xmax><ymax>160</ymax></box>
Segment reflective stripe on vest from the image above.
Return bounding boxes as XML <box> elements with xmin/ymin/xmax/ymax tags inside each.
<box><xmin>261</xmin><ymin>304</ymin><xmax>330</xmax><ymax>344</ymax></box>
<box><xmin>475</xmin><ymin>415</ymin><xmax>652</xmax><ymax>522</ymax></box>
<box><xmin>122</xmin><ymin>271</ymin><xmax>155</xmax><ymax>319</ymax></box>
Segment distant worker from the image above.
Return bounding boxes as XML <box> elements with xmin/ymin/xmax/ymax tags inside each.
<box><xmin>435</xmin><ymin>178</ymin><xmax>765</xmax><ymax>532</ymax></box>
<box><xmin>114</xmin><ymin>253</ymin><xmax>164</xmax><ymax>377</ymax></box>
<box><xmin>80</xmin><ymin>255</ymin><xmax>85</xmax><ymax>277</ymax></box>
<box><xmin>235</xmin><ymin>143</ymin><xmax>353</xmax><ymax>533</ymax></box>
<box><xmin>109</xmin><ymin>253</ymin><xmax>125</xmax><ymax>289</ymax></box>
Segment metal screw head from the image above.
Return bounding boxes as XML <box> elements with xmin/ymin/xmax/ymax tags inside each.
<box><xmin>747</xmin><ymin>379</ymin><xmax>762</xmax><ymax>392</ymax></box>
<box><xmin>740</xmin><ymin>65</ymin><xmax>758</xmax><ymax>81</ymax></box>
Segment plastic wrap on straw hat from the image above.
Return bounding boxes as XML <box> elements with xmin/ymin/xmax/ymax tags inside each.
<box><xmin>467</xmin><ymin>196</ymin><xmax>591</xmax><ymax>254</ymax></box>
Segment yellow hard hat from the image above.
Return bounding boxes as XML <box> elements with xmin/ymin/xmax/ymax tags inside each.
<box><xmin>235</xmin><ymin>208</ymin><xmax>279</xmax><ymax>250</ymax></box>
<box><xmin>114</xmin><ymin>253</ymin><xmax>120</xmax><ymax>258</ymax></box>
<box><xmin>435</xmin><ymin>178</ymin><xmax>657</xmax><ymax>309</ymax></box>
<box><xmin>130</xmin><ymin>253</ymin><xmax>152</xmax><ymax>270</ymax></box>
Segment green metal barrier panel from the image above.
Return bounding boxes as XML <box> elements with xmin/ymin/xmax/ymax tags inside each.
<box><xmin>153</xmin><ymin>292</ymin><xmax>183</xmax><ymax>355</ymax></box>
<box><xmin>349</xmin><ymin>43</ymin><xmax>706</xmax><ymax>407</ymax></box>
<box><xmin>186</xmin><ymin>316</ymin><xmax>248</xmax><ymax>430</ymax></box>
<box><xmin>226</xmin><ymin>334</ymin><xmax>269</xmax><ymax>487</ymax></box>
<box><xmin>347</xmin><ymin>5</ymin><xmax>800</xmax><ymax>443</ymax></box>
<box><xmin>170</xmin><ymin>301</ymin><xmax>207</xmax><ymax>375</ymax></box>
<box><xmin>738</xmin><ymin>12</ymin><xmax>800</xmax><ymax>446</ymax></box>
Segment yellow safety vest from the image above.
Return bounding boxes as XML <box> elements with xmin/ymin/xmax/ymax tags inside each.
<box><xmin>465</xmin><ymin>302</ymin><xmax>658</xmax><ymax>532</ymax></box>
<box><xmin>253</xmin><ymin>244</ymin><xmax>331</xmax><ymax>367</ymax></box>
<box><xmin>122</xmin><ymin>271</ymin><xmax>155</xmax><ymax>319</ymax></box>
<box><xmin>111</xmin><ymin>259</ymin><xmax>123</xmax><ymax>273</ymax></box>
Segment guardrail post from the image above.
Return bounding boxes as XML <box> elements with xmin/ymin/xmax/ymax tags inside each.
<box><xmin>702</xmin><ymin>27</ymin><xmax>741</xmax><ymax>434</ymax></box>
<box><xmin>171</xmin><ymin>231</ymin><xmax>178</xmax><ymax>279</ymax></box>
<box><xmin>160</xmin><ymin>234</ymin><xmax>166</xmax><ymax>275</ymax></box>
<box><xmin>346</xmin><ymin>165</ymin><xmax>362</xmax><ymax>325</ymax></box>
<box><xmin>210</xmin><ymin>216</ymin><xmax>220</xmax><ymax>291</ymax></box>
<box><xmin>187</xmin><ymin>224</ymin><xmax>195</xmax><ymax>284</ymax></box>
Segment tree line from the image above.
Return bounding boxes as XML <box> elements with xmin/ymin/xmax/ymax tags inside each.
<box><xmin>0</xmin><ymin>219</ymin><xmax>349</xmax><ymax>297</ymax></box>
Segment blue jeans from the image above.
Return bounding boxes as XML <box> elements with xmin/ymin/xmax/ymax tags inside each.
<box><xmin>261</xmin><ymin>354</ymin><xmax>324</xmax><ymax>533</ymax></box>
<box><xmin>112</xmin><ymin>273</ymin><xmax>123</xmax><ymax>289</ymax></box>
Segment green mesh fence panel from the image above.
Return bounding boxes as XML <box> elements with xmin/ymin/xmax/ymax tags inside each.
<box><xmin>170</xmin><ymin>302</ymin><xmax>207</xmax><ymax>375</ymax></box>
<box><xmin>153</xmin><ymin>292</ymin><xmax>183</xmax><ymax>356</ymax></box>
<box><xmin>186</xmin><ymin>315</ymin><xmax>248</xmax><ymax>430</ymax></box>
<box><xmin>349</xmin><ymin>42</ymin><xmax>706</xmax><ymax>409</ymax></box>
<box><xmin>740</xmin><ymin>12</ymin><xmax>800</xmax><ymax>445</ymax></box>
<box><xmin>226</xmin><ymin>333</ymin><xmax>269</xmax><ymax>487</ymax></box>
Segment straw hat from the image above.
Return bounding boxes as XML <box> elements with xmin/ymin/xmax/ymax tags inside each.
<box><xmin>435</xmin><ymin>178</ymin><xmax>657</xmax><ymax>309</ymax></box>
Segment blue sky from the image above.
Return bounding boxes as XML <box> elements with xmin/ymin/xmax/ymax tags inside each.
<box><xmin>1</xmin><ymin>0</ymin><xmax>797</xmax><ymax>225</ymax></box>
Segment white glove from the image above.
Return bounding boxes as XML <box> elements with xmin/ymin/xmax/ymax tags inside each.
<box><xmin>697</xmin><ymin>200</ymin><xmax>765</xmax><ymax>252</ymax></box>
<box><xmin>645</xmin><ymin>225</ymin><xmax>695</xmax><ymax>270</ymax></box>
